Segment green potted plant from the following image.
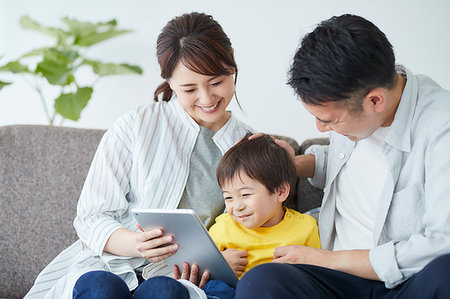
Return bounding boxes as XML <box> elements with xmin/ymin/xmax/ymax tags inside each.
<box><xmin>0</xmin><ymin>15</ymin><xmax>143</xmax><ymax>125</ymax></box>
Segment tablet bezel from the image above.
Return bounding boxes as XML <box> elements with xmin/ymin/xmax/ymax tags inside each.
<box><xmin>131</xmin><ymin>208</ymin><xmax>238</xmax><ymax>287</ymax></box>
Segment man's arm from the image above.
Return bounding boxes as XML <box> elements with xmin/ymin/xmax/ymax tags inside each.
<box><xmin>273</xmin><ymin>245</ymin><xmax>379</xmax><ymax>280</ymax></box>
<box><xmin>293</xmin><ymin>154</ymin><xmax>315</xmax><ymax>178</ymax></box>
<box><xmin>273</xmin><ymin>138</ymin><xmax>316</xmax><ymax>178</ymax></box>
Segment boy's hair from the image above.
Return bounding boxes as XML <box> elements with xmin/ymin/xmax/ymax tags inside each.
<box><xmin>216</xmin><ymin>133</ymin><xmax>297</xmax><ymax>200</ymax></box>
<box><xmin>288</xmin><ymin>14</ymin><xmax>396</xmax><ymax>111</ymax></box>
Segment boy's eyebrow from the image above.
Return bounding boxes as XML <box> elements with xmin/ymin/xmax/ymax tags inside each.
<box><xmin>222</xmin><ymin>187</ymin><xmax>254</xmax><ymax>193</ymax></box>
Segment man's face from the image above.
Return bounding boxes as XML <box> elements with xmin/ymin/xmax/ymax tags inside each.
<box><xmin>302</xmin><ymin>101</ymin><xmax>382</xmax><ymax>141</ymax></box>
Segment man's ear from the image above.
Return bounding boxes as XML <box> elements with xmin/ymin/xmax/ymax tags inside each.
<box><xmin>276</xmin><ymin>182</ymin><xmax>291</xmax><ymax>203</ymax></box>
<box><xmin>363</xmin><ymin>88</ymin><xmax>386</xmax><ymax>113</ymax></box>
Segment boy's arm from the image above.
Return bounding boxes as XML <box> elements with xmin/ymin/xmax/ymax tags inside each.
<box><xmin>305</xmin><ymin>221</ymin><xmax>321</xmax><ymax>249</ymax></box>
<box><xmin>209</xmin><ymin>216</ymin><xmax>248</xmax><ymax>277</ymax></box>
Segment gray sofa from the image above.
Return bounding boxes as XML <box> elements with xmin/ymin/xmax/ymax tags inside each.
<box><xmin>0</xmin><ymin>125</ymin><xmax>328</xmax><ymax>299</ymax></box>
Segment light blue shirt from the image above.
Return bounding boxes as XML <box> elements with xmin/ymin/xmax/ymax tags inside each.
<box><xmin>306</xmin><ymin>66</ymin><xmax>450</xmax><ymax>288</ymax></box>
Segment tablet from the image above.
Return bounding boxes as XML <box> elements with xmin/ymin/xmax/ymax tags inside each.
<box><xmin>131</xmin><ymin>208</ymin><xmax>238</xmax><ymax>287</ymax></box>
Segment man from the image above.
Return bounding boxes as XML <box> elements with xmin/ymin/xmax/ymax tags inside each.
<box><xmin>235</xmin><ymin>14</ymin><xmax>450</xmax><ymax>298</ymax></box>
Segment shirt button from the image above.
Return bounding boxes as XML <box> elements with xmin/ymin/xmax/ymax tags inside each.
<box><xmin>323</xmin><ymin>187</ymin><xmax>327</xmax><ymax>193</ymax></box>
<box><xmin>339</xmin><ymin>153</ymin><xmax>345</xmax><ymax>159</ymax></box>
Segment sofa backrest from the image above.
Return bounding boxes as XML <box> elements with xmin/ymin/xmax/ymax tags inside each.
<box><xmin>0</xmin><ymin>125</ymin><xmax>105</xmax><ymax>298</ymax></box>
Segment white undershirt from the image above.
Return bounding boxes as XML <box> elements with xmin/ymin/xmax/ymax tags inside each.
<box><xmin>332</xmin><ymin>126</ymin><xmax>390</xmax><ymax>251</ymax></box>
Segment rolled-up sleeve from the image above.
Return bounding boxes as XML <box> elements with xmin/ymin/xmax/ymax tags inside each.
<box><xmin>305</xmin><ymin>144</ymin><xmax>328</xmax><ymax>189</ymax></box>
<box><xmin>370</xmin><ymin>122</ymin><xmax>450</xmax><ymax>288</ymax></box>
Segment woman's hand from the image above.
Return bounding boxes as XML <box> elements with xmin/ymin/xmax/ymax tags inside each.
<box><xmin>222</xmin><ymin>248</ymin><xmax>248</xmax><ymax>277</ymax></box>
<box><xmin>173</xmin><ymin>262</ymin><xmax>210</xmax><ymax>288</ymax></box>
<box><xmin>136</xmin><ymin>223</ymin><xmax>179</xmax><ymax>263</ymax></box>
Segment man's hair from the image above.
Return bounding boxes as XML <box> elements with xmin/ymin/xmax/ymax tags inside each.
<box><xmin>288</xmin><ymin>14</ymin><xmax>396</xmax><ymax>110</ymax></box>
<box><xmin>216</xmin><ymin>133</ymin><xmax>297</xmax><ymax>200</ymax></box>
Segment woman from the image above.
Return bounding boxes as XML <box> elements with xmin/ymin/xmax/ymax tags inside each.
<box><xmin>25</xmin><ymin>12</ymin><xmax>252</xmax><ymax>299</ymax></box>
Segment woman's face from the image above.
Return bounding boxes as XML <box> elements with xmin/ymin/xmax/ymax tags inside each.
<box><xmin>169</xmin><ymin>62</ymin><xmax>235</xmax><ymax>131</ymax></box>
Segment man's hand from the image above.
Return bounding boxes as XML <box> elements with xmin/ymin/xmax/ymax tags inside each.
<box><xmin>222</xmin><ymin>248</ymin><xmax>248</xmax><ymax>277</ymax></box>
<box><xmin>273</xmin><ymin>245</ymin><xmax>330</xmax><ymax>265</ymax></box>
<box><xmin>273</xmin><ymin>245</ymin><xmax>379</xmax><ymax>280</ymax></box>
<box><xmin>248</xmin><ymin>132</ymin><xmax>296</xmax><ymax>159</ymax></box>
<box><xmin>173</xmin><ymin>262</ymin><xmax>210</xmax><ymax>288</ymax></box>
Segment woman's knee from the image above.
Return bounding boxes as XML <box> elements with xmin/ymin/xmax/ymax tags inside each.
<box><xmin>134</xmin><ymin>276</ymin><xmax>189</xmax><ymax>299</ymax></box>
<box><xmin>73</xmin><ymin>270</ymin><xmax>131</xmax><ymax>299</ymax></box>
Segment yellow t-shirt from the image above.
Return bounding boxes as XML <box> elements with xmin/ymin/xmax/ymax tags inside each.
<box><xmin>208</xmin><ymin>208</ymin><xmax>320</xmax><ymax>278</ymax></box>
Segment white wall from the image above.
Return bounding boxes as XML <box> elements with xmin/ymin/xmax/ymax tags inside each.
<box><xmin>1</xmin><ymin>0</ymin><xmax>449</xmax><ymax>144</ymax></box>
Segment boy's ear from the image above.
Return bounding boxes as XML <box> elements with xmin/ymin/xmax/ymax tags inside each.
<box><xmin>276</xmin><ymin>182</ymin><xmax>291</xmax><ymax>203</ymax></box>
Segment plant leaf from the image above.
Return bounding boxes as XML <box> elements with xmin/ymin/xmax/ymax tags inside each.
<box><xmin>54</xmin><ymin>87</ymin><xmax>93</xmax><ymax>121</ymax></box>
<box><xmin>20</xmin><ymin>47</ymin><xmax>49</xmax><ymax>58</ymax></box>
<box><xmin>0</xmin><ymin>60</ymin><xmax>31</xmax><ymax>73</ymax></box>
<box><xmin>0</xmin><ymin>80</ymin><xmax>12</xmax><ymax>91</ymax></box>
<box><xmin>76</xmin><ymin>29</ymin><xmax>131</xmax><ymax>47</ymax></box>
<box><xmin>35</xmin><ymin>48</ymin><xmax>79</xmax><ymax>85</ymax></box>
<box><xmin>82</xmin><ymin>59</ymin><xmax>143</xmax><ymax>76</ymax></box>
<box><xmin>20</xmin><ymin>15</ymin><xmax>70</xmax><ymax>44</ymax></box>
<box><xmin>62</xmin><ymin>17</ymin><xmax>131</xmax><ymax>47</ymax></box>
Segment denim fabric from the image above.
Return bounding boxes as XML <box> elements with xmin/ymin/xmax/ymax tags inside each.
<box><xmin>73</xmin><ymin>271</ymin><xmax>190</xmax><ymax>299</ymax></box>
<box><xmin>73</xmin><ymin>271</ymin><xmax>132</xmax><ymax>299</ymax></box>
<box><xmin>235</xmin><ymin>254</ymin><xmax>450</xmax><ymax>299</ymax></box>
<box><xmin>203</xmin><ymin>280</ymin><xmax>235</xmax><ymax>299</ymax></box>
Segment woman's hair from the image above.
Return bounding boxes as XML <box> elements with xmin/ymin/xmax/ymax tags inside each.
<box><xmin>288</xmin><ymin>14</ymin><xmax>396</xmax><ymax>111</ymax></box>
<box><xmin>216</xmin><ymin>133</ymin><xmax>297</xmax><ymax>200</ymax></box>
<box><xmin>154</xmin><ymin>12</ymin><xmax>237</xmax><ymax>102</ymax></box>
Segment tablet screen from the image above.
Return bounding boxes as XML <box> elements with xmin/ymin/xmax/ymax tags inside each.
<box><xmin>132</xmin><ymin>208</ymin><xmax>238</xmax><ymax>287</ymax></box>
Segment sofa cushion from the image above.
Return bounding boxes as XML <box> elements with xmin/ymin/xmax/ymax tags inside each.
<box><xmin>0</xmin><ymin>125</ymin><xmax>105</xmax><ymax>299</ymax></box>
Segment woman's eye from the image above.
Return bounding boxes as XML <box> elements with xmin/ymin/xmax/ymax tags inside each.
<box><xmin>211</xmin><ymin>80</ymin><xmax>223</xmax><ymax>87</ymax></box>
<box><xmin>184</xmin><ymin>89</ymin><xmax>195</xmax><ymax>93</ymax></box>
<box><xmin>224</xmin><ymin>196</ymin><xmax>232</xmax><ymax>201</ymax></box>
<box><xmin>242</xmin><ymin>193</ymin><xmax>251</xmax><ymax>197</ymax></box>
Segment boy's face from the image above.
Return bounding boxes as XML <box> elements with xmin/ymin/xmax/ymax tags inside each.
<box><xmin>221</xmin><ymin>171</ymin><xmax>286</xmax><ymax>229</ymax></box>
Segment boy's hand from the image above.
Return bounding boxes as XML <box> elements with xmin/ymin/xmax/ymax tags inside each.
<box><xmin>222</xmin><ymin>248</ymin><xmax>248</xmax><ymax>277</ymax></box>
<box><xmin>173</xmin><ymin>262</ymin><xmax>210</xmax><ymax>288</ymax></box>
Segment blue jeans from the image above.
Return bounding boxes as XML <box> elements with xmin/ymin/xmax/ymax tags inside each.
<box><xmin>235</xmin><ymin>254</ymin><xmax>450</xmax><ymax>299</ymax></box>
<box><xmin>73</xmin><ymin>271</ymin><xmax>234</xmax><ymax>299</ymax></box>
<box><xmin>143</xmin><ymin>277</ymin><xmax>235</xmax><ymax>299</ymax></box>
<box><xmin>73</xmin><ymin>271</ymin><xmax>189</xmax><ymax>299</ymax></box>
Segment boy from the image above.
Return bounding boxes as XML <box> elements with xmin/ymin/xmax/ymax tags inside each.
<box><xmin>147</xmin><ymin>133</ymin><xmax>320</xmax><ymax>299</ymax></box>
<box><xmin>210</xmin><ymin>133</ymin><xmax>320</xmax><ymax>278</ymax></box>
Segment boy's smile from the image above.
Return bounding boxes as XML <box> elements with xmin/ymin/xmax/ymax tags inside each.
<box><xmin>221</xmin><ymin>171</ymin><xmax>287</xmax><ymax>229</ymax></box>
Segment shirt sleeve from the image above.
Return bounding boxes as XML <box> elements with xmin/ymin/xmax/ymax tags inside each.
<box><xmin>370</xmin><ymin>122</ymin><xmax>450</xmax><ymax>288</ymax></box>
<box><xmin>208</xmin><ymin>214</ymin><xmax>228</xmax><ymax>251</ymax></box>
<box><xmin>305</xmin><ymin>144</ymin><xmax>329</xmax><ymax>189</ymax></box>
<box><xmin>73</xmin><ymin>110</ymin><xmax>136</xmax><ymax>257</ymax></box>
<box><xmin>304</xmin><ymin>217</ymin><xmax>321</xmax><ymax>249</ymax></box>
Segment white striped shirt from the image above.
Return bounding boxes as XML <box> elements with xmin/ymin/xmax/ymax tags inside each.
<box><xmin>25</xmin><ymin>99</ymin><xmax>252</xmax><ymax>298</ymax></box>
